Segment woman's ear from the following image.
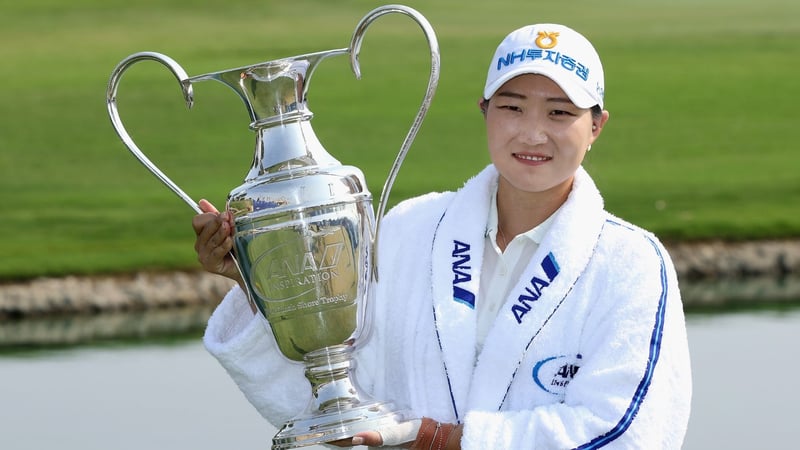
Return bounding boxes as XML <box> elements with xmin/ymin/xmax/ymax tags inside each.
<box><xmin>592</xmin><ymin>110</ymin><xmax>610</xmax><ymax>138</ymax></box>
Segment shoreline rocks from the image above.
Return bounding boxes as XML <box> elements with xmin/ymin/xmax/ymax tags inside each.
<box><xmin>667</xmin><ymin>239</ymin><xmax>800</xmax><ymax>280</ymax></box>
<box><xmin>0</xmin><ymin>271</ymin><xmax>236</xmax><ymax>319</ymax></box>
<box><xmin>2</xmin><ymin>240</ymin><xmax>800</xmax><ymax>319</ymax></box>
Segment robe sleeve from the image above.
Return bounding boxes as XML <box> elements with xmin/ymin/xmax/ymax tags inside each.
<box><xmin>203</xmin><ymin>285</ymin><xmax>310</xmax><ymax>426</ymax></box>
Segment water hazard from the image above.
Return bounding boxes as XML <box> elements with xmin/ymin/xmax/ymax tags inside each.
<box><xmin>1</xmin><ymin>277</ymin><xmax>798</xmax><ymax>450</ymax></box>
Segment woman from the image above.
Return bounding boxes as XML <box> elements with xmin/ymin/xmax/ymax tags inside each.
<box><xmin>193</xmin><ymin>23</ymin><xmax>691</xmax><ymax>449</ymax></box>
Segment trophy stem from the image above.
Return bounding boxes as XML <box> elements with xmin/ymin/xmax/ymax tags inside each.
<box><xmin>272</xmin><ymin>345</ymin><xmax>407</xmax><ymax>449</ymax></box>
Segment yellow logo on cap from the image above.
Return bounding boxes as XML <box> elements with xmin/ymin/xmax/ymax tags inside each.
<box><xmin>535</xmin><ymin>31</ymin><xmax>559</xmax><ymax>49</ymax></box>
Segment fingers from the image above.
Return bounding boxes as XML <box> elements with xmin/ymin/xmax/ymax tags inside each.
<box><xmin>192</xmin><ymin>199</ymin><xmax>237</xmax><ymax>277</ymax></box>
<box><xmin>192</xmin><ymin>199</ymin><xmax>222</xmax><ymax>234</ymax></box>
<box><xmin>194</xmin><ymin>199</ymin><xmax>235</xmax><ymax>235</ymax></box>
<box><xmin>193</xmin><ymin>214</ymin><xmax>221</xmax><ymax>251</ymax></box>
<box><xmin>198</xmin><ymin>198</ymin><xmax>219</xmax><ymax>214</ymax></box>
<box><xmin>328</xmin><ymin>431</ymin><xmax>383</xmax><ymax>447</ymax></box>
<box><xmin>351</xmin><ymin>431</ymin><xmax>383</xmax><ymax>447</ymax></box>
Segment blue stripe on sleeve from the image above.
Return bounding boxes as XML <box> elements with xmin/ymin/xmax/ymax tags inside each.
<box><xmin>574</xmin><ymin>222</ymin><xmax>669</xmax><ymax>449</ymax></box>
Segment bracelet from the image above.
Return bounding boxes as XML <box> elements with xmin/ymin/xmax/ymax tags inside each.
<box><xmin>409</xmin><ymin>418</ymin><xmax>461</xmax><ymax>450</ymax></box>
<box><xmin>409</xmin><ymin>418</ymin><xmax>437</xmax><ymax>450</ymax></box>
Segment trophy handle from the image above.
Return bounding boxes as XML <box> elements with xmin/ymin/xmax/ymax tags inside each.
<box><xmin>348</xmin><ymin>5</ymin><xmax>441</xmax><ymax>279</ymax></box>
<box><xmin>106</xmin><ymin>52</ymin><xmax>257</xmax><ymax>311</ymax></box>
<box><xmin>106</xmin><ymin>52</ymin><xmax>201</xmax><ymax>214</ymax></box>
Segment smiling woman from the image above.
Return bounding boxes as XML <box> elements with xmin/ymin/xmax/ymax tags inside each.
<box><xmin>477</xmin><ymin>23</ymin><xmax>609</xmax><ymax>247</ymax></box>
<box><xmin>484</xmin><ymin>73</ymin><xmax>608</xmax><ymax>244</ymax></box>
<box><xmin>193</xmin><ymin>21</ymin><xmax>692</xmax><ymax>449</ymax></box>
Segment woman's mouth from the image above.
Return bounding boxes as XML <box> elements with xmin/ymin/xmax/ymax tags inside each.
<box><xmin>513</xmin><ymin>153</ymin><xmax>551</xmax><ymax>163</ymax></box>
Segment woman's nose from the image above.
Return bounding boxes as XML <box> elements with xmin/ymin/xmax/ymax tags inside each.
<box><xmin>518</xmin><ymin>122</ymin><xmax>548</xmax><ymax>146</ymax></box>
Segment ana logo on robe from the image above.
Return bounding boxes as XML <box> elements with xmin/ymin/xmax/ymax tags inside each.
<box><xmin>511</xmin><ymin>252</ymin><xmax>560</xmax><ymax>323</ymax></box>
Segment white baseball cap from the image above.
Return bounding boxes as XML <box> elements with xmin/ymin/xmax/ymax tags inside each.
<box><xmin>483</xmin><ymin>24</ymin><xmax>605</xmax><ymax>109</ymax></box>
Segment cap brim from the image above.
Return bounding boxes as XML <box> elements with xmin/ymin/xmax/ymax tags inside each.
<box><xmin>483</xmin><ymin>65</ymin><xmax>598</xmax><ymax>109</ymax></box>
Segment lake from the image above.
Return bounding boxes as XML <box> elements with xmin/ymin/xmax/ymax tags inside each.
<box><xmin>0</xmin><ymin>290</ymin><xmax>797</xmax><ymax>449</ymax></box>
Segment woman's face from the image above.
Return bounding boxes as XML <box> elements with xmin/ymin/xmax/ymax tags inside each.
<box><xmin>484</xmin><ymin>74</ymin><xmax>608</xmax><ymax>199</ymax></box>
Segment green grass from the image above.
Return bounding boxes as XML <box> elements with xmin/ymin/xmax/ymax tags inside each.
<box><xmin>1</xmin><ymin>0</ymin><xmax>798</xmax><ymax>279</ymax></box>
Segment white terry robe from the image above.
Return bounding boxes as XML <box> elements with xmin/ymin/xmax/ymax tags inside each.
<box><xmin>204</xmin><ymin>164</ymin><xmax>692</xmax><ymax>449</ymax></box>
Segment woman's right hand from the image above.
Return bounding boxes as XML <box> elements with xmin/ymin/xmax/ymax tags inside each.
<box><xmin>191</xmin><ymin>199</ymin><xmax>244</xmax><ymax>288</ymax></box>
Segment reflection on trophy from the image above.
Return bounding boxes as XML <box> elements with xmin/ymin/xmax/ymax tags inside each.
<box><xmin>106</xmin><ymin>5</ymin><xmax>439</xmax><ymax>449</ymax></box>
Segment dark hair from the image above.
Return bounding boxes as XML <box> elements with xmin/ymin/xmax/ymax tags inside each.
<box><xmin>591</xmin><ymin>105</ymin><xmax>602</xmax><ymax>120</ymax></box>
<box><xmin>480</xmin><ymin>98</ymin><xmax>489</xmax><ymax>115</ymax></box>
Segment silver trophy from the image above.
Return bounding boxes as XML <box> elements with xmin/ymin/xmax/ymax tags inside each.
<box><xmin>106</xmin><ymin>4</ymin><xmax>439</xmax><ymax>449</ymax></box>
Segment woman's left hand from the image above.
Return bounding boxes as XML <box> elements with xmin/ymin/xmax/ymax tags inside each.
<box><xmin>329</xmin><ymin>431</ymin><xmax>386</xmax><ymax>447</ymax></box>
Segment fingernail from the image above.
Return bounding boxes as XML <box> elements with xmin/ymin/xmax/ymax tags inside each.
<box><xmin>352</xmin><ymin>437</ymin><xmax>364</xmax><ymax>445</ymax></box>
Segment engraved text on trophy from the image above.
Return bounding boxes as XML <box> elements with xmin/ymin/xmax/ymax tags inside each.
<box><xmin>235</xmin><ymin>204</ymin><xmax>362</xmax><ymax>361</ymax></box>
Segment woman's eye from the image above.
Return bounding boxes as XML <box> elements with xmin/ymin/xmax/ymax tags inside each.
<box><xmin>551</xmin><ymin>109</ymin><xmax>573</xmax><ymax>116</ymax></box>
<box><xmin>499</xmin><ymin>105</ymin><xmax>522</xmax><ymax>112</ymax></box>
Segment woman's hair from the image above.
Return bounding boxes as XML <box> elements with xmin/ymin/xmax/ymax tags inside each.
<box><xmin>591</xmin><ymin>105</ymin><xmax>602</xmax><ymax>120</ymax></box>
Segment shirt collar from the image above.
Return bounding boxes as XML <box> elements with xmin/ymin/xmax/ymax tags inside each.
<box><xmin>486</xmin><ymin>181</ymin><xmax>557</xmax><ymax>248</ymax></box>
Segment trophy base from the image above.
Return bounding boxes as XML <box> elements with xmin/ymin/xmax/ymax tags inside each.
<box><xmin>272</xmin><ymin>400</ymin><xmax>408</xmax><ymax>449</ymax></box>
<box><xmin>270</xmin><ymin>344</ymin><xmax>410</xmax><ymax>449</ymax></box>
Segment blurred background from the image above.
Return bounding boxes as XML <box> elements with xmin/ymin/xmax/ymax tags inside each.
<box><xmin>1</xmin><ymin>0</ymin><xmax>798</xmax><ymax>448</ymax></box>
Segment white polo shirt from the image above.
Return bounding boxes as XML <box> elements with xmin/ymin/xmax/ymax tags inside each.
<box><xmin>477</xmin><ymin>186</ymin><xmax>556</xmax><ymax>352</ymax></box>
